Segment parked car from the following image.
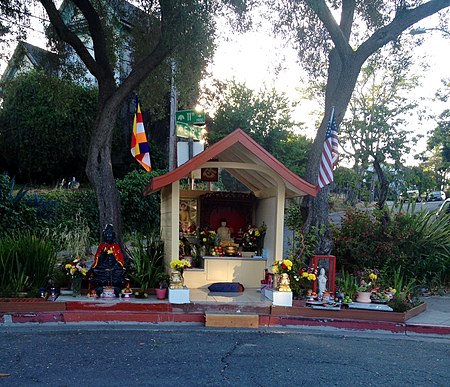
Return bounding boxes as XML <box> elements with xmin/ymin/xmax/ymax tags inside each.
<box><xmin>399</xmin><ymin>189</ymin><xmax>421</xmax><ymax>203</ymax></box>
<box><xmin>437</xmin><ymin>198</ymin><xmax>450</xmax><ymax>216</ymax></box>
<box><xmin>426</xmin><ymin>191</ymin><xmax>446</xmax><ymax>202</ymax></box>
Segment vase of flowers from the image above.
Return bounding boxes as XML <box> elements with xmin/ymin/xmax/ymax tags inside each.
<box><xmin>242</xmin><ymin>223</ymin><xmax>267</xmax><ymax>254</ymax></box>
<box><xmin>197</xmin><ymin>227</ymin><xmax>216</xmax><ymax>256</ymax></box>
<box><xmin>65</xmin><ymin>258</ymin><xmax>87</xmax><ymax>297</ymax></box>
<box><xmin>169</xmin><ymin>259</ymin><xmax>192</xmax><ymax>289</ymax></box>
<box><xmin>272</xmin><ymin>259</ymin><xmax>293</xmax><ymax>292</ymax></box>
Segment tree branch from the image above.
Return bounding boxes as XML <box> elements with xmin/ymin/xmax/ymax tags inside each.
<box><xmin>39</xmin><ymin>0</ymin><xmax>103</xmax><ymax>80</ymax></box>
<box><xmin>73</xmin><ymin>0</ymin><xmax>114</xmax><ymax>82</ymax></box>
<box><xmin>306</xmin><ymin>0</ymin><xmax>353</xmax><ymax>60</ymax></box>
<box><xmin>340</xmin><ymin>0</ymin><xmax>356</xmax><ymax>40</ymax></box>
<box><xmin>357</xmin><ymin>0</ymin><xmax>450</xmax><ymax>63</ymax></box>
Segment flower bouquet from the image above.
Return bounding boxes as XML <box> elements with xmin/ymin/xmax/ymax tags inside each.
<box><xmin>272</xmin><ymin>259</ymin><xmax>293</xmax><ymax>274</ymax></box>
<box><xmin>170</xmin><ymin>259</ymin><xmax>192</xmax><ymax>274</ymax></box>
<box><xmin>292</xmin><ymin>266</ymin><xmax>317</xmax><ymax>299</ymax></box>
<box><xmin>357</xmin><ymin>268</ymin><xmax>379</xmax><ymax>292</ymax></box>
<box><xmin>197</xmin><ymin>227</ymin><xmax>216</xmax><ymax>255</ymax></box>
<box><xmin>64</xmin><ymin>258</ymin><xmax>87</xmax><ymax>296</ymax></box>
<box><xmin>169</xmin><ymin>259</ymin><xmax>192</xmax><ymax>289</ymax></box>
<box><xmin>272</xmin><ymin>259</ymin><xmax>293</xmax><ymax>292</ymax></box>
<box><xmin>242</xmin><ymin>223</ymin><xmax>267</xmax><ymax>254</ymax></box>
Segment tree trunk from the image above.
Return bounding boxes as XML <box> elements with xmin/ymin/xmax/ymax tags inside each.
<box><xmin>86</xmin><ymin>97</ymin><xmax>123</xmax><ymax>244</ymax></box>
<box><xmin>302</xmin><ymin>55</ymin><xmax>362</xmax><ymax>254</ymax></box>
<box><xmin>373</xmin><ymin>156</ymin><xmax>389</xmax><ymax>207</ymax></box>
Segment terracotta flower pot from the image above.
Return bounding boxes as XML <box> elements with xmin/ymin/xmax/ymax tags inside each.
<box><xmin>356</xmin><ymin>291</ymin><xmax>372</xmax><ymax>303</ymax></box>
<box><xmin>155</xmin><ymin>288</ymin><xmax>167</xmax><ymax>300</ymax></box>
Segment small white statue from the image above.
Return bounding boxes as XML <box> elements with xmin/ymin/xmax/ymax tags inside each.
<box><xmin>318</xmin><ymin>267</ymin><xmax>327</xmax><ymax>295</ymax></box>
<box><xmin>217</xmin><ymin>218</ymin><xmax>232</xmax><ymax>243</ymax></box>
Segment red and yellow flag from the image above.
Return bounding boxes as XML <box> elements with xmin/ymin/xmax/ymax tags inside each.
<box><xmin>131</xmin><ymin>98</ymin><xmax>151</xmax><ymax>172</ymax></box>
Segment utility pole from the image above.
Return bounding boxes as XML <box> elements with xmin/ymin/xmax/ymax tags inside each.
<box><xmin>169</xmin><ymin>60</ymin><xmax>177</xmax><ymax>171</ymax></box>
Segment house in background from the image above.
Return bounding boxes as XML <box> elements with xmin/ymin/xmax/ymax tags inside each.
<box><xmin>0</xmin><ymin>41</ymin><xmax>60</xmax><ymax>92</ymax></box>
<box><xmin>1</xmin><ymin>0</ymin><xmax>143</xmax><ymax>87</ymax></box>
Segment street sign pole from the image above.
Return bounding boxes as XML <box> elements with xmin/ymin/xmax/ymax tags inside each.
<box><xmin>169</xmin><ymin>60</ymin><xmax>177</xmax><ymax>171</ymax></box>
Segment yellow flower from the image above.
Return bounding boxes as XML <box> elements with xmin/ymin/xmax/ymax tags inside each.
<box><xmin>81</xmin><ymin>268</ymin><xmax>88</xmax><ymax>276</ymax></box>
<box><xmin>272</xmin><ymin>265</ymin><xmax>279</xmax><ymax>274</ymax></box>
<box><xmin>170</xmin><ymin>259</ymin><xmax>192</xmax><ymax>270</ymax></box>
<box><xmin>70</xmin><ymin>267</ymin><xmax>77</xmax><ymax>275</ymax></box>
<box><xmin>308</xmin><ymin>273</ymin><xmax>316</xmax><ymax>281</ymax></box>
<box><xmin>282</xmin><ymin>259</ymin><xmax>292</xmax><ymax>271</ymax></box>
<box><xmin>255</xmin><ymin>230</ymin><xmax>260</xmax><ymax>237</ymax></box>
<box><xmin>65</xmin><ymin>264</ymin><xmax>72</xmax><ymax>270</ymax></box>
<box><xmin>202</xmin><ymin>238</ymin><xmax>207</xmax><ymax>242</ymax></box>
<box><xmin>369</xmin><ymin>273</ymin><xmax>377</xmax><ymax>281</ymax></box>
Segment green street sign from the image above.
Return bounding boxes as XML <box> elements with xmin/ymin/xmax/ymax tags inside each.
<box><xmin>176</xmin><ymin>122</ymin><xmax>202</xmax><ymax>140</ymax></box>
<box><xmin>176</xmin><ymin>109</ymin><xmax>205</xmax><ymax>125</ymax></box>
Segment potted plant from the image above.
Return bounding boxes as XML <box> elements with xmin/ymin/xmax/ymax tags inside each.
<box><xmin>155</xmin><ymin>271</ymin><xmax>170</xmax><ymax>299</ymax></box>
<box><xmin>356</xmin><ymin>268</ymin><xmax>379</xmax><ymax>303</ymax></box>
<box><xmin>336</xmin><ymin>269</ymin><xmax>358</xmax><ymax>301</ymax></box>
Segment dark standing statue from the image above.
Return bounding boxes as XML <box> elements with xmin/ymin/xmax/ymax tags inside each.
<box><xmin>89</xmin><ymin>224</ymin><xmax>127</xmax><ymax>297</ymax></box>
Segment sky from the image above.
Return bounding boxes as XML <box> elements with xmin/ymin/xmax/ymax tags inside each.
<box><xmin>1</xmin><ymin>5</ymin><xmax>449</xmax><ymax>166</ymax></box>
<box><xmin>205</xmin><ymin>13</ymin><xmax>450</xmax><ymax>164</ymax></box>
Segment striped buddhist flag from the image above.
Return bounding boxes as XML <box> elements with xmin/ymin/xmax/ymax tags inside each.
<box><xmin>131</xmin><ymin>98</ymin><xmax>151</xmax><ymax>172</ymax></box>
<box><xmin>318</xmin><ymin>108</ymin><xmax>339</xmax><ymax>188</ymax></box>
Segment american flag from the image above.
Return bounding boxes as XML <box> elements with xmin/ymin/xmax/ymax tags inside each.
<box><xmin>318</xmin><ymin>108</ymin><xmax>339</xmax><ymax>188</ymax></box>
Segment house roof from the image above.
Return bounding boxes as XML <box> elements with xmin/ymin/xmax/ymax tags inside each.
<box><xmin>144</xmin><ymin>128</ymin><xmax>318</xmax><ymax>198</ymax></box>
<box><xmin>1</xmin><ymin>42</ymin><xmax>59</xmax><ymax>83</ymax></box>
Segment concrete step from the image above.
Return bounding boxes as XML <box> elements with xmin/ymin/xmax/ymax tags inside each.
<box><xmin>205</xmin><ymin>312</ymin><xmax>259</xmax><ymax>328</ymax></box>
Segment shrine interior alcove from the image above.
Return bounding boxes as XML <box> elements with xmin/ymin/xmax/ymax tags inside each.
<box><xmin>200</xmin><ymin>192</ymin><xmax>256</xmax><ymax>235</ymax></box>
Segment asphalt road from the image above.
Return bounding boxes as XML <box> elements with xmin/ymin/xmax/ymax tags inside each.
<box><xmin>0</xmin><ymin>325</ymin><xmax>449</xmax><ymax>386</ymax></box>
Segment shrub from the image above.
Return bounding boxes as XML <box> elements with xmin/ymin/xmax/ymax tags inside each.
<box><xmin>333</xmin><ymin>207</ymin><xmax>450</xmax><ymax>289</ymax></box>
<box><xmin>42</xmin><ymin>189</ymin><xmax>99</xmax><ymax>241</ymax></box>
<box><xmin>0</xmin><ymin>232</ymin><xmax>57</xmax><ymax>296</ymax></box>
<box><xmin>0</xmin><ymin>70</ymin><xmax>97</xmax><ymax>183</ymax></box>
<box><xmin>116</xmin><ymin>169</ymin><xmax>162</xmax><ymax>235</ymax></box>
<box><xmin>0</xmin><ymin>174</ymin><xmax>37</xmax><ymax>235</ymax></box>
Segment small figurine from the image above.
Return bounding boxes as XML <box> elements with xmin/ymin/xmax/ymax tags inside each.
<box><xmin>318</xmin><ymin>267</ymin><xmax>327</xmax><ymax>296</ymax></box>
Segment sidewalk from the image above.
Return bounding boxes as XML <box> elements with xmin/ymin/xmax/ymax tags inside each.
<box><xmin>1</xmin><ymin>290</ymin><xmax>449</xmax><ymax>336</ymax></box>
<box><xmin>403</xmin><ymin>294</ymin><xmax>450</xmax><ymax>335</ymax></box>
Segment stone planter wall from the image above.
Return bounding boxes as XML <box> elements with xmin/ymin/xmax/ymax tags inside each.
<box><xmin>278</xmin><ymin>301</ymin><xmax>426</xmax><ymax>324</ymax></box>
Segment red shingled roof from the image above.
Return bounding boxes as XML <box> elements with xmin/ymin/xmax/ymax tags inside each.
<box><xmin>143</xmin><ymin>128</ymin><xmax>317</xmax><ymax>198</ymax></box>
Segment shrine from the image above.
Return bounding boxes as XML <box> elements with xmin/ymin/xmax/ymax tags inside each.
<box><xmin>143</xmin><ymin>129</ymin><xmax>317</xmax><ymax>289</ymax></box>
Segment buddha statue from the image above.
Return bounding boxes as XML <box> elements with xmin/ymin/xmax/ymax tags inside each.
<box><xmin>217</xmin><ymin>218</ymin><xmax>239</xmax><ymax>254</ymax></box>
<box><xmin>217</xmin><ymin>218</ymin><xmax>232</xmax><ymax>244</ymax></box>
<box><xmin>89</xmin><ymin>224</ymin><xmax>127</xmax><ymax>298</ymax></box>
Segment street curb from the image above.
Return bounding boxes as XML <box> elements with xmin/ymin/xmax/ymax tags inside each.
<box><xmin>1</xmin><ymin>298</ymin><xmax>449</xmax><ymax>336</ymax></box>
